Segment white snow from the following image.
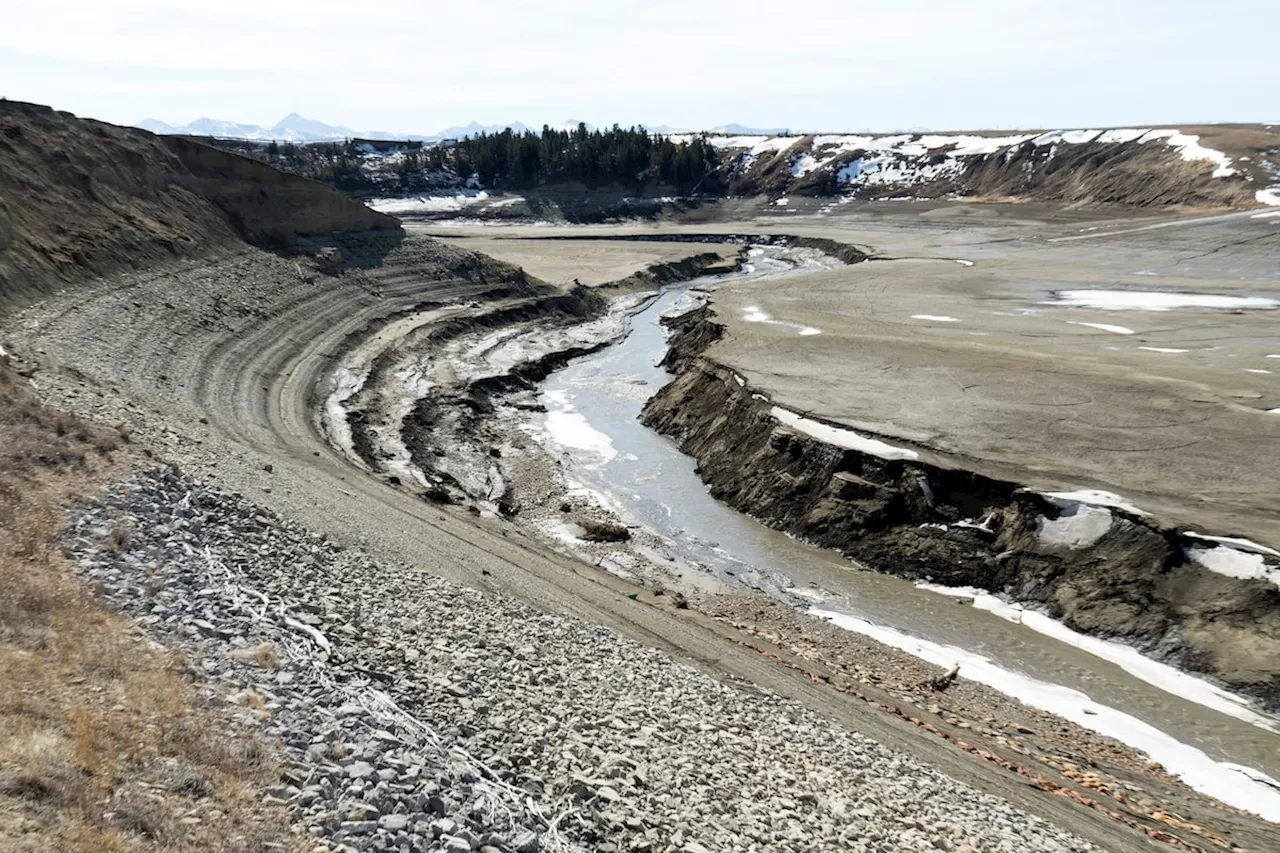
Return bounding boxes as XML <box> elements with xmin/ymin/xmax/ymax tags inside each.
<box><xmin>773</xmin><ymin>197</ymin><xmax>789</xmax><ymax>206</ymax></box>
<box><xmin>912</xmin><ymin>583</ymin><xmax>1280</xmax><ymax>732</ymax></box>
<box><xmin>1032</xmin><ymin>129</ymin><xmax>1102</xmax><ymax>146</ymax></box>
<box><xmin>1137</xmin><ymin>129</ymin><xmax>1236</xmax><ymax>177</ymax></box>
<box><xmin>954</xmin><ymin>259</ymin><xmax>974</xmax><ymax>267</ymax></box>
<box><xmin>321</xmin><ymin>366</ymin><xmax>368</xmax><ymax>464</ymax></box>
<box><xmin>790</xmin><ymin>154</ymin><xmax>819</xmax><ymax>177</ymax></box>
<box><xmin>1040</xmin><ymin>489</ymin><xmax>1147</xmax><ymax>516</ymax></box>
<box><xmin>705</xmin><ymin>127</ymin><xmax>1242</xmax><ymax>195</ymax></box>
<box><xmin>1184</xmin><ymin>533</ymin><xmax>1280</xmax><ymax>558</ymax></box>
<box><xmin>368</xmin><ymin>191</ymin><xmax>490</xmax><ymax>214</ymax></box>
<box><xmin>741</xmin><ymin>305</ymin><xmax>821</xmax><ymax>336</ymax></box>
<box><xmin>812</xmin><ymin>607</ymin><xmax>1280</xmax><ymax>821</ymax></box>
<box><xmin>771</xmin><ymin>407</ymin><xmax>919</xmax><ymax>461</ymax></box>
<box><xmin>1067</xmin><ymin>321</ymin><xmax>1136</xmax><ymax>335</ymax></box>
<box><xmin>1188</xmin><ymin>542</ymin><xmax>1280</xmax><ymax>588</ymax></box>
<box><xmin>1036</xmin><ymin>504</ymin><xmax>1113</xmax><ymax>549</ymax></box>
<box><xmin>1052</xmin><ymin>290</ymin><xmax>1280</xmax><ymax>311</ymax></box>
<box><xmin>1138</xmin><ymin>346</ymin><xmax>1190</xmax><ymax>353</ymax></box>
<box><xmin>911</xmin><ymin>314</ymin><xmax>960</xmax><ymax>322</ymax></box>
<box><xmin>1244</xmin><ymin>368</ymin><xmax>1273</xmax><ymax>374</ymax></box>
<box><xmin>1268</xmin><ymin>355</ymin><xmax>1280</xmax><ymax>359</ymax></box>
<box><xmin>1258</xmin><ymin>188</ymin><xmax>1280</xmax><ymax>206</ymax></box>
<box><xmin>1251</xmin><ymin>210</ymin><xmax>1280</xmax><ymax>219</ymax></box>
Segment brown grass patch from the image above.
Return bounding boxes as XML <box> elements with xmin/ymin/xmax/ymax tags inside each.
<box><xmin>0</xmin><ymin>362</ymin><xmax>300</xmax><ymax>852</ymax></box>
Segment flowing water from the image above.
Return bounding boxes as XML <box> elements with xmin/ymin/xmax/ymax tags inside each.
<box><xmin>525</xmin><ymin>247</ymin><xmax>1280</xmax><ymax>820</ymax></box>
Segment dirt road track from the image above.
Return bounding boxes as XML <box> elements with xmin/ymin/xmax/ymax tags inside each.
<box><xmin>13</xmin><ymin>234</ymin><xmax>1265</xmax><ymax>853</ymax></box>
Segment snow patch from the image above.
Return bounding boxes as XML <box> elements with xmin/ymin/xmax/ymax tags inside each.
<box><xmin>368</xmin><ymin>191</ymin><xmax>490</xmax><ymax>214</ymax></box>
<box><xmin>741</xmin><ymin>305</ymin><xmax>821</xmax><ymax>336</ymax></box>
<box><xmin>812</xmin><ymin>607</ymin><xmax>1280</xmax><ymax>821</ymax></box>
<box><xmin>1184</xmin><ymin>533</ymin><xmax>1280</xmax><ymax>558</ymax></box>
<box><xmin>1188</xmin><ymin>545</ymin><xmax>1280</xmax><ymax>588</ymax></box>
<box><xmin>954</xmin><ymin>259</ymin><xmax>975</xmax><ymax>267</ymax></box>
<box><xmin>1037</xmin><ymin>504</ymin><xmax>1113</xmax><ymax>549</ymax></box>
<box><xmin>790</xmin><ymin>154</ymin><xmax>819</xmax><ymax>177</ymax></box>
<box><xmin>1041</xmin><ymin>489</ymin><xmax>1147</xmax><ymax>517</ymax></box>
<box><xmin>771</xmin><ymin>407</ymin><xmax>919</xmax><ymax>461</ymax></box>
<box><xmin>1138</xmin><ymin>346</ymin><xmax>1190</xmax><ymax>353</ymax></box>
<box><xmin>911</xmin><ymin>314</ymin><xmax>960</xmax><ymax>322</ymax></box>
<box><xmin>1137</xmin><ymin>129</ymin><xmax>1236</xmax><ymax>177</ymax></box>
<box><xmin>912</xmin><ymin>583</ymin><xmax>1280</xmax><ymax>731</ymax></box>
<box><xmin>1067</xmin><ymin>321</ymin><xmax>1136</xmax><ymax>335</ymax></box>
<box><xmin>1051</xmin><ymin>290</ymin><xmax>1279</xmax><ymax>312</ymax></box>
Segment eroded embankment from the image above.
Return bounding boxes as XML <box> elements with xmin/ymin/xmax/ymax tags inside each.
<box><xmin>334</xmin><ymin>250</ymin><xmax>741</xmax><ymax>508</ymax></box>
<box><xmin>640</xmin><ymin>308</ymin><xmax>1280</xmax><ymax>711</ymax></box>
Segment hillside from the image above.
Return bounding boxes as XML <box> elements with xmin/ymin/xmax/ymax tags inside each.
<box><xmin>0</xmin><ymin>100</ymin><xmax>397</xmax><ymax>312</ymax></box>
<box><xmin>209</xmin><ymin>123</ymin><xmax>1280</xmax><ymax>217</ymax></box>
<box><xmin>698</xmin><ymin>125</ymin><xmax>1280</xmax><ymax>207</ymax></box>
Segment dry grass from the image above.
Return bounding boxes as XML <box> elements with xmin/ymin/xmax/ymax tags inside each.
<box><xmin>0</xmin><ymin>363</ymin><xmax>299</xmax><ymax>852</ymax></box>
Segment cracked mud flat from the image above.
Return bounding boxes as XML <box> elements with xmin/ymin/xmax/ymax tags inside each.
<box><xmin>8</xmin><ymin>213</ymin><xmax>1279</xmax><ymax>853</ymax></box>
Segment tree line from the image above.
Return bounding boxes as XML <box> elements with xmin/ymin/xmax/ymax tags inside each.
<box><xmin>219</xmin><ymin>125</ymin><xmax>722</xmax><ymax>195</ymax></box>
<box><xmin>452</xmin><ymin>124</ymin><xmax>720</xmax><ymax>193</ymax></box>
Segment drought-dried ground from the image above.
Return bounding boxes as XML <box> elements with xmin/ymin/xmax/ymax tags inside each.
<box><xmin>0</xmin><ymin>364</ymin><xmax>298</xmax><ymax>853</ymax></box>
<box><xmin>426</xmin><ymin>202</ymin><xmax>1280</xmax><ymax>548</ymax></box>
<box><xmin>9</xmin><ymin>226</ymin><xmax>1248</xmax><ymax>853</ymax></box>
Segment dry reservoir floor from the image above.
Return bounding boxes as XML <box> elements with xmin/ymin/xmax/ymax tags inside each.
<box><xmin>421</xmin><ymin>202</ymin><xmax>1280</xmax><ymax>548</ymax></box>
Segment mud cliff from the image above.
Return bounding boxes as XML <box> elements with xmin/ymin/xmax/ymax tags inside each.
<box><xmin>641</xmin><ymin>310</ymin><xmax>1280</xmax><ymax>710</ymax></box>
<box><xmin>0</xmin><ymin>100</ymin><xmax>397</xmax><ymax>312</ymax></box>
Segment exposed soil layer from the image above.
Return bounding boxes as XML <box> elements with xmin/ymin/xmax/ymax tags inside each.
<box><xmin>0</xmin><ymin>100</ymin><xmax>395</xmax><ymax>312</ymax></box>
<box><xmin>640</xmin><ymin>309</ymin><xmax>1280</xmax><ymax>710</ymax></box>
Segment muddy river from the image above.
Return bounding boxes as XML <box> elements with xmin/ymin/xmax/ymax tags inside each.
<box><xmin>526</xmin><ymin>249</ymin><xmax>1280</xmax><ymax>819</ymax></box>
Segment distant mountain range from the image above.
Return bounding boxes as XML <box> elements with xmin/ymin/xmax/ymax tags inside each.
<box><xmin>134</xmin><ymin>114</ymin><xmax>795</xmax><ymax>143</ymax></box>
<box><xmin>136</xmin><ymin>114</ymin><xmax>604</xmax><ymax>143</ymax></box>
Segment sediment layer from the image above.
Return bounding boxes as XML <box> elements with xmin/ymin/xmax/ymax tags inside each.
<box><xmin>640</xmin><ymin>309</ymin><xmax>1280</xmax><ymax>710</ymax></box>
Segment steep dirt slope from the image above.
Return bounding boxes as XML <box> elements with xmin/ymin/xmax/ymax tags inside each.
<box><xmin>712</xmin><ymin>125</ymin><xmax>1280</xmax><ymax>208</ymax></box>
<box><xmin>0</xmin><ymin>100</ymin><xmax>397</xmax><ymax>312</ymax></box>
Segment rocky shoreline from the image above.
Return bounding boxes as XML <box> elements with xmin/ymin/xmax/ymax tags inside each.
<box><xmin>61</xmin><ymin>467</ymin><xmax>1105</xmax><ymax>853</ymax></box>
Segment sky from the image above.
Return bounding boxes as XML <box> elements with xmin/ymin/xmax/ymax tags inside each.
<box><xmin>2</xmin><ymin>0</ymin><xmax>1277</xmax><ymax>135</ymax></box>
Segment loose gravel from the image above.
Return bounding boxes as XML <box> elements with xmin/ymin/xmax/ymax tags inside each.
<box><xmin>63</xmin><ymin>467</ymin><xmax>1098</xmax><ymax>853</ymax></box>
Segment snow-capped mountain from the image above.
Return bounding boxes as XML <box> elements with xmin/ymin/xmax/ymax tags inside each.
<box><xmin>136</xmin><ymin>114</ymin><xmax>563</xmax><ymax>143</ymax></box>
<box><xmin>136</xmin><ymin>113</ymin><xmax>403</xmax><ymax>143</ymax></box>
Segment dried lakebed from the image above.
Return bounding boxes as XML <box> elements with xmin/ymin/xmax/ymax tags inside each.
<box><xmin>320</xmin><ymin>238</ymin><xmax>1280</xmax><ymax>846</ymax></box>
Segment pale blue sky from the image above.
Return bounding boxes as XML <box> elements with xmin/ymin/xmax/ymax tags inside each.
<box><xmin>3</xmin><ymin>0</ymin><xmax>1276</xmax><ymax>134</ymax></box>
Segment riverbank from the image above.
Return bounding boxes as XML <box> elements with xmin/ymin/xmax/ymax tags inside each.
<box><xmin>12</xmin><ymin>226</ymin><xmax>1278</xmax><ymax>853</ymax></box>
<box><xmin>307</xmin><ymin>235</ymin><xmax>1280</xmax><ymax>849</ymax></box>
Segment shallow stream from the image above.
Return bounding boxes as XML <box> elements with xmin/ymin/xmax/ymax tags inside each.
<box><xmin>527</xmin><ymin>247</ymin><xmax>1280</xmax><ymax>820</ymax></box>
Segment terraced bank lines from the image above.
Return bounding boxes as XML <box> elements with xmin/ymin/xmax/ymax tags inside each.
<box><xmin>9</xmin><ymin>231</ymin><xmax>1264</xmax><ymax>853</ymax></box>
